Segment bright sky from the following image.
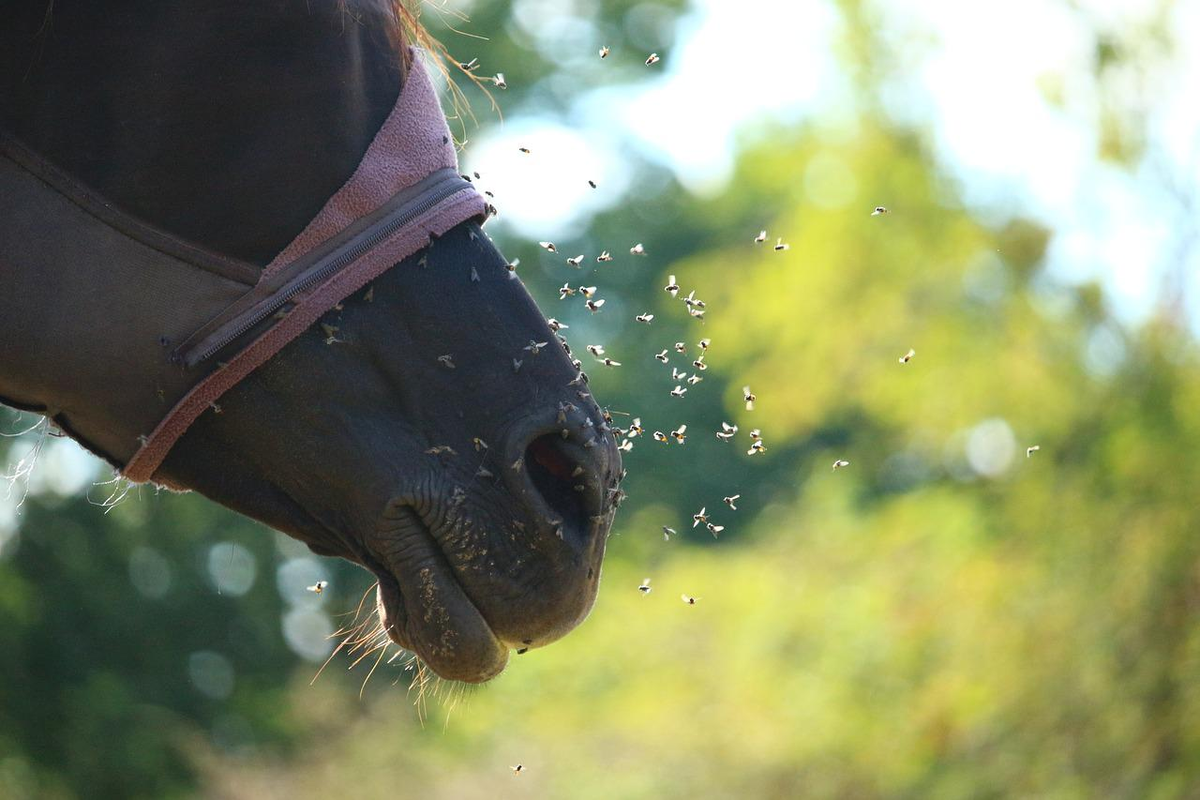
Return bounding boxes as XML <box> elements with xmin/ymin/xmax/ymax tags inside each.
<box><xmin>468</xmin><ymin>0</ymin><xmax>1200</xmax><ymax>329</ymax></box>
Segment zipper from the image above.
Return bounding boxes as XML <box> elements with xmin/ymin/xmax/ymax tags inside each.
<box><xmin>175</xmin><ymin>168</ymin><xmax>474</xmax><ymax>368</ymax></box>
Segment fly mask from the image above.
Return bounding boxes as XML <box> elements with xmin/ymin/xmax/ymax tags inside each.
<box><xmin>0</xmin><ymin>52</ymin><xmax>487</xmax><ymax>483</ymax></box>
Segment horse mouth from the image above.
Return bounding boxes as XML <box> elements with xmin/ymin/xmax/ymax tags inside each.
<box><xmin>366</xmin><ymin>411</ymin><xmax>619</xmax><ymax>684</ymax></box>
<box><xmin>371</xmin><ymin>506</ymin><xmax>509</xmax><ymax>684</ymax></box>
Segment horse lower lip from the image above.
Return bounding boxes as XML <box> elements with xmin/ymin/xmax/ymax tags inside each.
<box><xmin>373</xmin><ymin>510</ymin><xmax>508</xmax><ymax>683</ymax></box>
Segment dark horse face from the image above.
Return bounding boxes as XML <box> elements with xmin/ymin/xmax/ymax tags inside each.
<box><xmin>0</xmin><ymin>0</ymin><xmax>623</xmax><ymax>684</ymax></box>
<box><xmin>159</xmin><ymin>222</ymin><xmax>622</xmax><ymax>682</ymax></box>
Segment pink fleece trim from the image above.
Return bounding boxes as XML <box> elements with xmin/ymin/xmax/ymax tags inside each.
<box><xmin>264</xmin><ymin>53</ymin><xmax>460</xmax><ymax>278</ymax></box>
<box><xmin>122</xmin><ymin>53</ymin><xmax>485</xmax><ymax>484</ymax></box>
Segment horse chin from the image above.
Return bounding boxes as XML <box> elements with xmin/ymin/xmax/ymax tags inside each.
<box><xmin>370</xmin><ymin>506</ymin><xmax>509</xmax><ymax>684</ymax></box>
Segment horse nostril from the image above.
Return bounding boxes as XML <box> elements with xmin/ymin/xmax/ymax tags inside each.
<box><xmin>524</xmin><ymin>434</ymin><xmax>592</xmax><ymax>539</ymax></box>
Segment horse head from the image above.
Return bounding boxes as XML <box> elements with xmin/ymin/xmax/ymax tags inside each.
<box><xmin>161</xmin><ymin>224</ymin><xmax>623</xmax><ymax>683</ymax></box>
<box><xmin>0</xmin><ymin>0</ymin><xmax>622</xmax><ymax>683</ymax></box>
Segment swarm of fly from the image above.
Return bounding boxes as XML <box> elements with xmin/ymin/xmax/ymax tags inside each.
<box><xmin>421</xmin><ymin>41</ymin><xmax>1041</xmax><ymax>638</ymax></box>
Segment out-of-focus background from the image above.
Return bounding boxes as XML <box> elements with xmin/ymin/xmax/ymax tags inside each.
<box><xmin>4</xmin><ymin>0</ymin><xmax>1200</xmax><ymax>797</ymax></box>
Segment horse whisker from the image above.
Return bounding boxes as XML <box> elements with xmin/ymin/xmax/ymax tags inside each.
<box><xmin>348</xmin><ymin>639</ymin><xmax>389</xmax><ymax>670</ymax></box>
<box><xmin>359</xmin><ymin>644</ymin><xmax>389</xmax><ymax>699</ymax></box>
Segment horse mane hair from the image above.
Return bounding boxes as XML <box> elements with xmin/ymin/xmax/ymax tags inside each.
<box><xmin>387</xmin><ymin>1</ymin><xmax>497</xmax><ymax>123</ymax></box>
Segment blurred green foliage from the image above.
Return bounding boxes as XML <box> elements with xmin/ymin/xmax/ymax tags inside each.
<box><xmin>3</xmin><ymin>1</ymin><xmax>1198</xmax><ymax>798</ymax></box>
